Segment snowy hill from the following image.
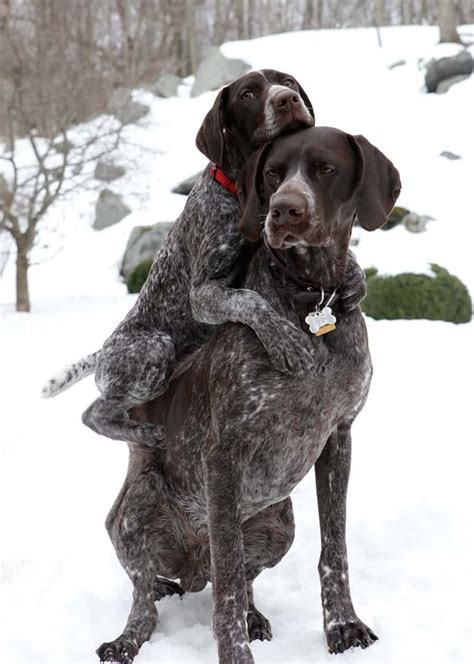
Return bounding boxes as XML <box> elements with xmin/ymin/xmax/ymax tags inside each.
<box><xmin>1</xmin><ymin>26</ymin><xmax>473</xmax><ymax>664</ymax></box>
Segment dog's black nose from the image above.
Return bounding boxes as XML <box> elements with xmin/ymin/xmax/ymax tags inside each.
<box><xmin>271</xmin><ymin>89</ymin><xmax>301</xmax><ymax>110</ymax></box>
<box><xmin>270</xmin><ymin>192</ymin><xmax>306</xmax><ymax>226</ymax></box>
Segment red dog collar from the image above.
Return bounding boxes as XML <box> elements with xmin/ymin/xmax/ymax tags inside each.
<box><xmin>209</xmin><ymin>164</ymin><xmax>238</xmax><ymax>196</ymax></box>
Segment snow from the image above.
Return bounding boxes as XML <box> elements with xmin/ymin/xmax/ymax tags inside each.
<box><xmin>1</xmin><ymin>25</ymin><xmax>473</xmax><ymax>664</ymax></box>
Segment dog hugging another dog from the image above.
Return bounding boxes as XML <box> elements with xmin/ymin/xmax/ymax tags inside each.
<box><xmin>42</xmin><ymin>69</ymin><xmax>401</xmax><ymax>664</ymax></box>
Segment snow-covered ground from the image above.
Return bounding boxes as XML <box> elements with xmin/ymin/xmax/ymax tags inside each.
<box><xmin>1</xmin><ymin>25</ymin><xmax>473</xmax><ymax>664</ymax></box>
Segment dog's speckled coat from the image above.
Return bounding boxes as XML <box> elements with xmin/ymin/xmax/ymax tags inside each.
<box><xmin>42</xmin><ymin>70</ymin><xmax>325</xmax><ymax>442</ymax></box>
<box><xmin>96</xmin><ymin>127</ymin><xmax>401</xmax><ymax>664</ymax></box>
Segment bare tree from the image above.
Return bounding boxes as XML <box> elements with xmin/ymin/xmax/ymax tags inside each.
<box><xmin>0</xmin><ymin>114</ymin><xmax>123</xmax><ymax>311</ymax></box>
<box><xmin>437</xmin><ymin>0</ymin><xmax>461</xmax><ymax>42</ymax></box>
<box><xmin>0</xmin><ymin>0</ymin><xmax>124</xmax><ymax>311</ymax></box>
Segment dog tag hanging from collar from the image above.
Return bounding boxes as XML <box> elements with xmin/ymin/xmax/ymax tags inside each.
<box><xmin>305</xmin><ymin>289</ymin><xmax>337</xmax><ymax>336</ymax></box>
<box><xmin>305</xmin><ymin>307</ymin><xmax>336</xmax><ymax>336</ymax></box>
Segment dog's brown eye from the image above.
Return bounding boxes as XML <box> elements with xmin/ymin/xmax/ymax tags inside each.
<box><xmin>320</xmin><ymin>165</ymin><xmax>336</xmax><ymax>176</ymax></box>
<box><xmin>283</xmin><ymin>78</ymin><xmax>295</xmax><ymax>88</ymax></box>
<box><xmin>240</xmin><ymin>89</ymin><xmax>254</xmax><ymax>100</ymax></box>
<box><xmin>266</xmin><ymin>169</ymin><xmax>277</xmax><ymax>178</ymax></box>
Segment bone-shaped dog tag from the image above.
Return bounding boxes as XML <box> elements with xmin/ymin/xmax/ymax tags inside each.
<box><xmin>305</xmin><ymin>306</ymin><xmax>337</xmax><ymax>336</ymax></box>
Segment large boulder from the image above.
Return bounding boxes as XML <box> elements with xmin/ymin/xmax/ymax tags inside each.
<box><xmin>147</xmin><ymin>73</ymin><xmax>182</xmax><ymax>98</ymax></box>
<box><xmin>381</xmin><ymin>206</ymin><xmax>410</xmax><ymax>231</ymax></box>
<box><xmin>439</xmin><ymin>150</ymin><xmax>461</xmax><ymax>160</ymax></box>
<box><xmin>425</xmin><ymin>50</ymin><xmax>473</xmax><ymax>93</ymax></box>
<box><xmin>94</xmin><ymin>160</ymin><xmax>126</xmax><ymax>182</ymax></box>
<box><xmin>191</xmin><ymin>47</ymin><xmax>251</xmax><ymax>97</ymax></box>
<box><xmin>120</xmin><ymin>221</ymin><xmax>174</xmax><ymax>280</ymax></box>
<box><xmin>53</xmin><ymin>137</ymin><xmax>74</xmax><ymax>154</ymax></box>
<box><xmin>403</xmin><ymin>211</ymin><xmax>434</xmax><ymax>233</ymax></box>
<box><xmin>357</xmin><ymin>206</ymin><xmax>433</xmax><ymax>233</ymax></box>
<box><xmin>107</xmin><ymin>87</ymin><xmax>150</xmax><ymax>124</ymax></box>
<box><xmin>172</xmin><ymin>171</ymin><xmax>202</xmax><ymax>195</ymax></box>
<box><xmin>436</xmin><ymin>74</ymin><xmax>470</xmax><ymax>94</ymax></box>
<box><xmin>94</xmin><ymin>189</ymin><xmax>131</xmax><ymax>230</ymax></box>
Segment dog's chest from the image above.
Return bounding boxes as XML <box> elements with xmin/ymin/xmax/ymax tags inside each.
<box><xmin>240</xmin><ymin>326</ymin><xmax>371</xmax><ymax>514</ymax></box>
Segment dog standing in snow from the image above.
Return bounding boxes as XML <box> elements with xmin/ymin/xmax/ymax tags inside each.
<box><xmin>95</xmin><ymin>126</ymin><xmax>400</xmax><ymax>664</ymax></box>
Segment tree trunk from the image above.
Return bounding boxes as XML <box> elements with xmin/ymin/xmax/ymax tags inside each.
<box><xmin>15</xmin><ymin>239</ymin><xmax>30</xmax><ymax>312</ymax></box>
<box><xmin>438</xmin><ymin>0</ymin><xmax>461</xmax><ymax>43</ymax></box>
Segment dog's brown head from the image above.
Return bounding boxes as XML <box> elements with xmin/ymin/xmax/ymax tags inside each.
<box><xmin>238</xmin><ymin>126</ymin><xmax>401</xmax><ymax>247</ymax></box>
<box><xmin>195</xmin><ymin>69</ymin><xmax>314</xmax><ymax>175</ymax></box>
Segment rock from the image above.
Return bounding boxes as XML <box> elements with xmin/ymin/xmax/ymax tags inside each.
<box><xmin>425</xmin><ymin>50</ymin><xmax>473</xmax><ymax>93</ymax></box>
<box><xmin>439</xmin><ymin>150</ymin><xmax>461</xmax><ymax>160</ymax></box>
<box><xmin>403</xmin><ymin>212</ymin><xmax>434</xmax><ymax>233</ymax></box>
<box><xmin>364</xmin><ymin>206</ymin><xmax>434</xmax><ymax>233</ymax></box>
<box><xmin>382</xmin><ymin>206</ymin><xmax>410</xmax><ymax>231</ymax></box>
<box><xmin>436</xmin><ymin>74</ymin><xmax>470</xmax><ymax>93</ymax></box>
<box><xmin>120</xmin><ymin>221</ymin><xmax>174</xmax><ymax>279</ymax></box>
<box><xmin>94</xmin><ymin>160</ymin><xmax>126</xmax><ymax>182</ymax></box>
<box><xmin>147</xmin><ymin>73</ymin><xmax>182</xmax><ymax>98</ymax></box>
<box><xmin>107</xmin><ymin>87</ymin><xmax>150</xmax><ymax>124</ymax></box>
<box><xmin>388</xmin><ymin>59</ymin><xmax>406</xmax><ymax>70</ymax></box>
<box><xmin>172</xmin><ymin>172</ymin><xmax>202</xmax><ymax>195</ymax></box>
<box><xmin>94</xmin><ymin>189</ymin><xmax>131</xmax><ymax>230</ymax></box>
<box><xmin>191</xmin><ymin>47</ymin><xmax>251</xmax><ymax>97</ymax></box>
<box><xmin>54</xmin><ymin>137</ymin><xmax>74</xmax><ymax>154</ymax></box>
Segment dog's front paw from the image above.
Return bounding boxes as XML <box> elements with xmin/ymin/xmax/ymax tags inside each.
<box><xmin>247</xmin><ymin>608</ymin><xmax>273</xmax><ymax>642</ymax></box>
<box><xmin>96</xmin><ymin>638</ymin><xmax>138</xmax><ymax>664</ymax></box>
<box><xmin>326</xmin><ymin>619</ymin><xmax>378</xmax><ymax>654</ymax></box>
<box><xmin>259</xmin><ymin>318</ymin><xmax>313</xmax><ymax>375</ymax></box>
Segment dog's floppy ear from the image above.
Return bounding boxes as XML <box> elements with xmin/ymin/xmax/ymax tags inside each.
<box><xmin>349</xmin><ymin>134</ymin><xmax>401</xmax><ymax>231</ymax></box>
<box><xmin>237</xmin><ymin>142</ymin><xmax>273</xmax><ymax>242</ymax></box>
<box><xmin>195</xmin><ymin>86</ymin><xmax>231</xmax><ymax>170</ymax></box>
<box><xmin>295</xmin><ymin>78</ymin><xmax>315</xmax><ymax>122</ymax></box>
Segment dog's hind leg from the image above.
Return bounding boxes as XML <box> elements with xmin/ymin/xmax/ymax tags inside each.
<box><xmin>315</xmin><ymin>424</ymin><xmax>378</xmax><ymax>654</ymax></box>
<box><xmin>97</xmin><ymin>467</ymin><xmax>171</xmax><ymax>662</ymax></box>
<box><xmin>83</xmin><ymin>330</ymin><xmax>176</xmax><ymax>445</ymax></box>
<box><xmin>82</xmin><ymin>396</ymin><xmax>165</xmax><ymax>447</ymax></box>
<box><xmin>96</xmin><ymin>571</ymin><xmax>157</xmax><ymax>664</ymax></box>
<box><xmin>243</xmin><ymin>497</ymin><xmax>295</xmax><ymax>642</ymax></box>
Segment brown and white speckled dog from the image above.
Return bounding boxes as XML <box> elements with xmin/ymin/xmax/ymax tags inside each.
<box><xmin>42</xmin><ymin>70</ymin><xmax>367</xmax><ymax>446</ymax></box>
<box><xmin>96</xmin><ymin>126</ymin><xmax>401</xmax><ymax>664</ymax></box>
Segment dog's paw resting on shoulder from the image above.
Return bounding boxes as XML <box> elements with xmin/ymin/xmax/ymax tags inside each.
<box><xmin>338</xmin><ymin>253</ymin><xmax>367</xmax><ymax>312</ymax></box>
<box><xmin>257</xmin><ymin>316</ymin><xmax>314</xmax><ymax>375</ymax></box>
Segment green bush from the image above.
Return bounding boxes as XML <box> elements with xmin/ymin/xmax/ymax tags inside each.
<box><xmin>362</xmin><ymin>264</ymin><xmax>472</xmax><ymax>324</ymax></box>
<box><xmin>126</xmin><ymin>258</ymin><xmax>154</xmax><ymax>294</ymax></box>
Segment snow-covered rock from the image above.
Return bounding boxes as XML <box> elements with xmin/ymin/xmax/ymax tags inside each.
<box><xmin>172</xmin><ymin>171</ymin><xmax>201</xmax><ymax>195</ymax></box>
<box><xmin>191</xmin><ymin>47</ymin><xmax>251</xmax><ymax>97</ymax></box>
<box><xmin>120</xmin><ymin>221</ymin><xmax>173</xmax><ymax>279</ymax></box>
<box><xmin>94</xmin><ymin>160</ymin><xmax>126</xmax><ymax>182</ymax></box>
<box><xmin>107</xmin><ymin>87</ymin><xmax>150</xmax><ymax>124</ymax></box>
<box><xmin>424</xmin><ymin>49</ymin><xmax>473</xmax><ymax>92</ymax></box>
<box><xmin>147</xmin><ymin>73</ymin><xmax>182</xmax><ymax>98</ymax></box>
<box><xmin>94</xmin><ymin>189</ymin><xmax>131</xmax><ymax>230</ymax></box>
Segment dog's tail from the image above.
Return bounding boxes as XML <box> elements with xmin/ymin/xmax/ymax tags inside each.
<box><xmin>41</xmin><ymin>351</ymin><xmax>100</xmax><ymax>398</ymax></box>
